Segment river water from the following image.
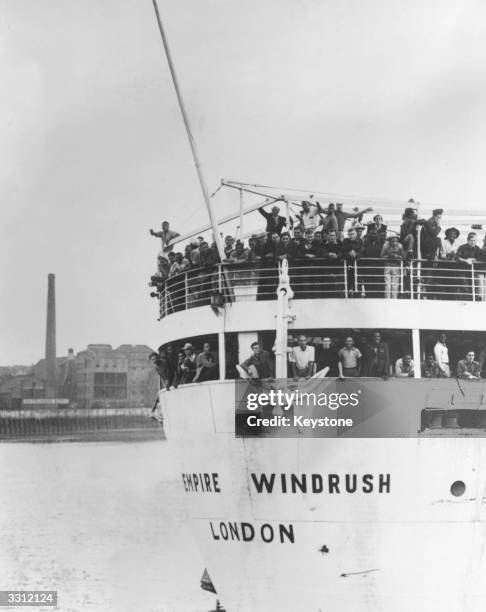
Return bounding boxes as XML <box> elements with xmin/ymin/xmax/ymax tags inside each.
<box><xmin>0</xmin><ymin>440</ymin><xmax>217</xmax><ymax>612</ymax></box>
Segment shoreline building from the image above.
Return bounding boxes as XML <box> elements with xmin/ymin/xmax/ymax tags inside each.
<box><xmin>0</xmin><ymin>275</ymin><xmax>158</xmax><ymax>409</ymax></box>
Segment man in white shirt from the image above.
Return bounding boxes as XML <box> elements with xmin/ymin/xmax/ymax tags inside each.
<box><xmin>395</xmin><ymin>354</ymin><xmax>414</xmax><ymax>377</ymax></box>
<box><xmin>434</xmin><ymin>333</ymin><xmax>450</xmax><ymax>377</ymax></box>
<box><xmin>296</xmin><ymin>201</ymin><xmax>322</xmax><ymax>234</ymax></box>
<box><xmin>150</xmin><ymin>221</ymin><xmax>180</xmax><ymax>255</ymax></box>
<box><xmin>289</xmin><ymin>335</ymin><xmax>315</xmax><ymax>380</ymax></box>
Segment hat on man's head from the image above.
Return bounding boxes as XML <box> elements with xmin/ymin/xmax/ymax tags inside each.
<box><xmin>432</xmin><ymin>208</ymin><xmax>443</xmax><ymax>216</ymax></box>
<box><xmin>444</xmin><ymin>227</ymin><xmax>460</xmax><ymax>238</ymax></box>
<box><xmin>183</xmin><ymin>342</ymin><xmax>193</xmax><ymax>350</ymax></box>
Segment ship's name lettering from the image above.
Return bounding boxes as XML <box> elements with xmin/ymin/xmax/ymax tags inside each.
<box><xmin>250</xmin><ymin>472</ymin><xmax>391</xmax><ymax>494</ymax></box>
<box><xmin>210</xmin><ymin>521</ymin><xmax>294</xmax><ymax>544</ymax></box>
<box><xmin>181</xmin><ymin>472</ymin><xmax>221</xmax><ymax>493</ymax></box>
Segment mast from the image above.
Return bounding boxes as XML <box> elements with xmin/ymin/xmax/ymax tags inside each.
<box><xmin>151</xmin><ymin>0</ymin><xmax>225</xmax><ymax>261</ymax></box>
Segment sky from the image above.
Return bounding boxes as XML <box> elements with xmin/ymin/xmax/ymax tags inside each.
<box><xmin>1</xmin><ymin>0</ymin><xmax>486</xmax><ymax>364</ymax></box>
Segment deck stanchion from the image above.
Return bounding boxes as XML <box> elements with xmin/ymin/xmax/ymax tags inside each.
<box><xmin>354</xmin><ymin>260</ymin><xmax>358</xmax><ymax>293</ymax></box>
<box><xmin>400</xmin><ymin>261</ymin><xmax>404</xmax><ymax>295</ymax></box>
<box><xmin>471</xmin><ymin>263</ymin><xmax>476</xmax><ymax>301</ymax></box>
<box><xmin>417</xmin><ymin>261</ymin><xmax>422</xmax><ymax>299</ymax></box>
<box><xmin>412</xmin><ymin>328</ymin><xmax>421</xmax><ymax>378</ymax></box>
<box><xmin>218</xmin><ymin>332</ymin><xmax>225</xmax><ymax>381</ymax></box>
<box><xmin>184</xmin><ymin>272</ymin><xmax>188</xmax><ymax>310</ymax></box>
<box><xmin>343</xmin><ymin>262</ymin><xmax>348</xmax><ymax>299</ymax></box>
<box><xmin>410</xmin><ymin>261</ymin><xmax>414</xmax><ymax>300</ymax></box>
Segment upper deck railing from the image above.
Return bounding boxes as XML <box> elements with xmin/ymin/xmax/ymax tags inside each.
<box><xmin>156</xmin><ymin>258</ymin><xmax>486</xmax><ymax>319</ymax></box>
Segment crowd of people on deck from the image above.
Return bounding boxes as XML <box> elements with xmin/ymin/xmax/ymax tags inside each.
<box><xmin>149</xmin><ymin>199</ymin><xmax>486</xmax><ymax>304</ymax></box>
<box><xmin>149</xmin><ymin>341</ymin><xmax>219</xmax><ymax>391</ymax></box>
<box><xmin>237</xmin><ymin>332</ymin><xmax>486</xmax><ymax>381</ymax></box>
<box><xmin>149</xmin><ymin>332</ymin><xmax>486</xmax><ymax>398</ymax></box>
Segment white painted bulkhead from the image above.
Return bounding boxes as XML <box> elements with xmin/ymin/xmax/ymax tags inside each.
<box><xmin>156</xmin><ymin>298</ymin><xmax>486</xmax><ymax>346</ymax></box>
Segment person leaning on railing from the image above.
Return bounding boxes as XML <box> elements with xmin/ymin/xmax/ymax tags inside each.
<box><xmin>225</xmin><ymin>240</ymin><xmax>250</xmax><ymax>264</ymax></box>
<box><xmin>420</xmin><ymin>208</ymin><xmax>443</xmax><ymax>261</ymax></box>
<box><xmin>193</xmin><ymin>342</ymin><xmax>219</xmax><ymax>383</ymax></box>
<box><xmin>368</xmin><ymin>214</ymin><xmax>387</xmax><ymax>239</ymax></box>
<box><xmin>169</xmin><ymin>252</ymin><xmax>191</xmax><ymax>276</ymax></box>
<box><xmin>456</xmin><ymin>351</ymin><xmax>481</xmax><ymax>380</ymax></box>
<box><xmin>247</xmin><ymin>236</ymin><xmax>261</xmax><ymax>263</ymax></box>
<box><xmin>362</xmin><ymin>331</ymin><xmax>390</xmax><ymax>379</ymax></box>
<box><xmin>315</xmin><ymin>337</ymin><xmax>339</xmax><ymax>376</ymax></box>
<box><xmin>239</xmin><ymin>341</ymin><xmax>274</xmax><ymax>379</ymax></box>
<box><xmin>437</xmin><ymin>227</ymin><xmax>461</xmax><ymax>299</ymax></box>
<box><xmin>342</xmin><ymin>227</ymin><xmax>364</xmax><ymax>297</ymax></box>
<box><xmin>421</xmin><ymin>354</ymin><xmax>440</xmax><ymax>378</ymax></box>
<box><xmin>293</xmin><ymin>230</ymin><xmax>318</xmax><ymax>298</ymax></box>
<box><xmin>223</xmin><ymin>235</ymin><xmax>235</xmax><ymax>259</ymax></box>
<box><xmin>337</xmin><ymin>337</ymin><xmax>362</xmax><ymax>379</ymax></box>
<box><xmin>162</xmin><ymin>344</ymin><xmax>179</xmax><ymax>389</ymax></box>
<box><xmin>288</xmin><ymin>335</ymin><xmax>315</xmax><ymax>380</ymax></box>
<box><xmin>275</xmin><ymin>232</ymin><xmax>298</xmax><ymax>262</ymax></box>
<box><xmin>361</xmin><ymin>228</ymin><xmax>385</xmax><ymax>297</ymax></box>
<box><xmin>399</xmin><ymin>204</ymin><xmax>421</xmax><ymax>259</ymax></box>
<box><xmin>477</xmin><ymin>236</ymin><xmax>486</xmax><ymax>301</ymax></box>
<box><xmin>395</xmin><ymin>354</ymin><xmax>414</xmax><ymax>377</ymax></box>
<box><xmin>456</xmin><ymin>232</ymin><xmax>481</xmax><ymax>300</ymax></box>
<box><xmin>380</xmin><ymin>236</ymin><xmax>405</xmax><ymax>299</ymax></box>
<box><xmin>178</xmin><ymin>343</ymin><xmax>197</xmax><ymax>384</ymax></box>
<box><xmin>149</xmin><ymin>255</ymin><xmax>170</xmax><ymax>294</ymax></box>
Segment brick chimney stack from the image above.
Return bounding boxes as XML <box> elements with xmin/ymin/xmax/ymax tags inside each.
<box><xmin>45</xmin><ymin>273</ymin><xmax>56</xmax><ymax>398</ymax></box>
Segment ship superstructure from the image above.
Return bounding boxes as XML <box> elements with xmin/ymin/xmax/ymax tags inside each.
<box><xmin>155</xmin><ymin>196</ymin><xmax>486</xmax><ymax>611</ymax></box>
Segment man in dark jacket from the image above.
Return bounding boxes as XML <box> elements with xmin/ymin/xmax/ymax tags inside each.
<box><xmin>400</xmin><ymin>204</ymin><xmax>419</xmax><ymax>257</ymax></box>
<box><xmin>456</xmin><ymin>231</ymin><xmax>481</xmax><ymax>300</ymax></box>
<box><xmin>194</xmin><ymin>342</ymin><xmax>219</xmax><ymax>382</ymax></box>
<box><xmin>362</xmin><ymin>331</ymin><xmax>390</xmax><ymax>378</ymax></box>
<box><xmin>240</xmin><ymin>342</ymin><xmax>274</xmax><ymax>379</ymax></box>
<box><xmin>315</xmin><ymin>337</ymin><xmax>339</xmax><ymax>377</ymax></box>
<box><xmin>258</xmin><ymin>198</ymin><xmax>287</xmax><ymax>235</ymax></box>
<box><xmin>420</xmin><ymin>208</ymin><xmax>443</xmax><ymax>260</ymax></box>
<box><xmin>361</xmin><ymin>228</ymin><xmax>385</xmax><ymax>297</ymax></box>
<box><xmin>164</xmin><ymin>344</ymin><xmax>179</xmax><ymax>389</ymax></box>
<box><xmin>276</xmin><ymin>232</ymin><xmax>298</xmax><ymax>262</ymax></box>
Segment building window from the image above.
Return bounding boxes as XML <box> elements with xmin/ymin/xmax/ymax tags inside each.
<box><xmin>93</xmin><ymin>372</ymin><xmax>127</xmax><ymax>399</ymax></box>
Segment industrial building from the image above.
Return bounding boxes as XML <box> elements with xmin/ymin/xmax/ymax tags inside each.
<box><xmin>0</xmin><ymin>275</ymin><xmax>158</xmax><ymax>410</ymax></box>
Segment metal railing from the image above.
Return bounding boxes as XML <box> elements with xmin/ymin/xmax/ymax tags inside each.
<box><xmin>155</xmin><ymin>259</ymin><xmax>486</xmax><ymax>319</ymax></box>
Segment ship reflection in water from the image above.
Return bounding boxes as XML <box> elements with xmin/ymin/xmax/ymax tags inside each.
<box><xmin>0</xmin><ymin>439</ymin><xmax>218</xmax><ymax>612</ymax></box>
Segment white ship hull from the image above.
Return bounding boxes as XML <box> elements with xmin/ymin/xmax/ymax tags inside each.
<box><xmin>161</xmin><ymin>379</ymin><xmax>486</xmax><ymax>611</ymax></box>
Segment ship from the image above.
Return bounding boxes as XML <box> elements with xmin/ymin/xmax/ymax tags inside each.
<box><xmin>150</xmin><ymin>4</ymin><xmax>486</xmax><ymax>610</ymax></box>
